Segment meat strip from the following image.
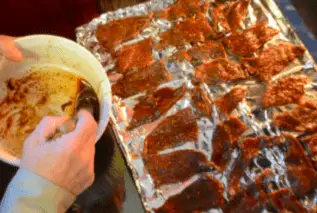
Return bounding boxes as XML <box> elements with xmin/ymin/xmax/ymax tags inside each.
<box><xmin>273</xmin><ymin>101</ymin><xmax>317</xmax><ymax>133</ymax></box>
<box><xmin>128</xmin><ymin>85</ymin><xmax>186</xmax><ymax>130</ymax></box>
<box><xmin>243</xmin><ymin>42</ymin><xmax>306</xmax><ymax>82</ymax></box>
<box><xmin>144</xmin><ymin>149</ymin><xmax>215</xmax><ymax>187</ymax></box>
<box><xmin>212</xmin><ymin>0</ymin><xmax>250</xmax><ymax>36</ymax></box>
<box><xmin>195</xmin><ymin>58</ymin><xmax>249</xmax><ymax>85</ymax></box>
<box><xmin>96</xmin><ymin>15</ymin><xmax>152</xmax><ymax>53</ymax></box>
<box><xmin>215</xmin><ymin>87</ymin><xmax>248</xmax><ymax>115</ymax></box>
<box><xmin>157</xmin><ymin>13</ymin><xmax>213</xmax><ymax>49</ymax></box>
<box><xmin>211</xmin><ymin>117</ymin><xmax>247</xmax><ymax>171</ymax></box>
<box><xmin>190</xmin><ymin>86</ymin><xmax>213</xmax><ymax>117</ymax></box>
<box><xmin>224</xmin><ymin>22</ymin><xmax>279</xmax><ymax>56</ymax></box>
<box><xmin>112</xmin><ymin>61</ymin><xmax>171</xmax><ymax>98</ymax></box>
<box><xmin>143</xmin><ymin>108</ymin><xmax>199</xmax><ymax>155</ymax></box>
<box><xmin>154</xmin><ymin>174</ymin><xmax>225</xmax><ymax>213</ymax></box>
<box><xmin>116</xmin><ymin>38</ymin><xmax>154</xmax><ymax>73</ymax></box>
<box><xmin>262</xmin><ymin>75</ymin><xmax>307</xmax><ymax>108</ymax></box>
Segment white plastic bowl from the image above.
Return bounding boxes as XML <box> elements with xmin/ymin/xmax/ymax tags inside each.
<box><xmin>0</xmin><ymin>35</ymin><xmax>111</xmax><ymax>166</ymax></box>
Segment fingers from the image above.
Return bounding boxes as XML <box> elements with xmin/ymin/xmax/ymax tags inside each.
<box><xmin>0</xmin><ymin>35</ymin><xmax>23</xmax><ymax>62</ymax></box>
<box><xmin>74</xmin><ymin>109</ymin><xmax>98</xmax><ymax>144</ymax></box>
<box><xmin>35</xmin><ymin>116</ymin><xmax>70</xmax><ymax>142</ymax></box>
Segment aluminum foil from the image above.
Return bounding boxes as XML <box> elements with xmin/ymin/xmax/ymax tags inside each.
<box><xmin>76</xmin><ymin>0</ymin><xmax>317</xmax><ymax>212</ymax></box>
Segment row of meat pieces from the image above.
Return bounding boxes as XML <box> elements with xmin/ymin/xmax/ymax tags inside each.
<box><xmin>149</xmin><ymin>133</ymin><xmax>317</xmax><ymax>213</ymax></box>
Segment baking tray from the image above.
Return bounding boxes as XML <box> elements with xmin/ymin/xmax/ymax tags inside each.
<box><xmin>76</xmin><ymin>0</ymin><xmax>317</xmax><ymax>212</ymax></box>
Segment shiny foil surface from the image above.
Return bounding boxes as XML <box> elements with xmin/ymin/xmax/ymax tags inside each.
<box><xmin>76</xmin><ymin>0</ymin><xmax>317</xmax><ymax>212</ymax></box>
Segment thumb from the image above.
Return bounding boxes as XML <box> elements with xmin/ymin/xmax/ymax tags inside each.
<box><xmin>0</xmin><ymin>35</ymin><xmax>23</xmax><ymax>62</ymax></box>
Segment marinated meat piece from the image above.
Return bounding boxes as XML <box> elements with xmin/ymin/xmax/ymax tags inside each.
<box><xmin>302</xmin><ymin>133</ymin><xmax>317</xmax><ymax>170</ymax></box>
<box><xmin>215</xmin><ymin>87</ymin><xmax>248</xmax><ymax>114</ymax></box>
<box><xmin>273</xmin><ymin>101</ymin><xmax>317</xmax><ymax>132</ymax></box>
<box><xmin>228</xmin><ymin>137</ymin><xmax>283</xmax><ymax>197</ymax></box>
<box><xmin>154</xmin><ymin>174</ymin><xmax>225</xmax><ymax>213</ymax></box>
<box><xmin>171</xmin><ymin>41</ymin><xmax>226</xmax><ymax>63</ymax></box>
<box><xmin>128</xmin><ymin>85</ymin><xmax>186</xmax><ymax>130</ymax></box>
<box><xmin>225</xmin><ymin>169</ymin><xmax>274</xmax><ymax>213</ymax></box>
<box><xmin>243</xmin><ymin>42</ymin><xmax>306</xmax><ymax>82</ymax></box>
<box><xmin>269</xmin><ymin>188</ymin><xmax>307</xmax><ymax>213</ymax></box>
<box><xmin>262</xmin><ymin>75</ymin><xmax>307</xmax><ymax>108</ymax></box>
<box><xmin>96</xmin><ymin>15</ymin><xmax>152</xmax><ymax>53</ymax></box>
<box><xmin>212</xmin><ymin>0</ymin><xmax>250</xmax><ymax>36</ymax></box>
<box><xmin>143</xmin><ymin>108</ymin><xmax>199</xmax><ymax>155</ymax></box>
<box><xmin>116</xmin><ymin>38</ymin><xmax>154</xmax><ymax>73</ymax></box>
<box><xmin>112</xmin><ymin>61</ymin><xmax>171</xmax><ymax>98</ymax></box>
<box><xmin>144</xmin><ymin>150</ymin><xmax>215</xmax><ymax>187</ymax></box>
<box><xmin>195</xmin><ymin>58</ymin><xmax>249</xmax><ymax>85</ymax></box>
<box><xmin>211</xmin><ymin>117</ymin><xmax>247</xmax><ymax>171</ymax></box>
<box><xmin>190</xmin><ymin>86</ymin><xmax>213</xmax><ymax>117</ymax></box>
<box><xmin>155</xmin><ymin>0</ymin><xmax>210</xmax><ymax>20</ymax></box>
<box><xmin>157</xmin><ymin>13</ymin><xmax>213</xmax><ymax>49</ymax></box>
<box><xmin>284</xmin><ymin>134</ymin><xmax>317</xmax><ymax>196</ymax></box>
<box><xmin>254</xmin><ymin>169</ymin><xmax>275</xmax><ymax>198</ymax></box>
<box><xmin>224</xmin><ymin>22</ymin><xmax>279</xmax><ymax>56</ymax></box>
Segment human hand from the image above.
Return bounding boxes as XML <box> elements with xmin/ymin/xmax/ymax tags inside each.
<box><xmin>0</xmin><ymin>35</ymin><xmax>23</xmax><ymax>61</ymax></box>
<box><xmin>20</xmin><ymin>110</ymin><xmax>98</xmax><ymax>196</ymax></box>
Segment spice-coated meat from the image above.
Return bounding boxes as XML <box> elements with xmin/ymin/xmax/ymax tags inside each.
<box><xmin>215</xmin><ymin>87</ymin><xmax>248</xmax><ymax>115</ymax></box>
<box><xmin>225</xmin><ymin>169</ymin><xmax>275</xmax><ymax>213</ymax></box>
<box><xmin>155</xmin><ymin>0</ymin><xmax>210</xmax><ymax>21</ymax></box>
<box><xmin>302</xmin><ymin>133</ymin><xmax>317</xmax><ymax>170</ymax></box>
<box><xmin>154</xmin><ymin>174</ymin><xmax>225</xmax><ymax>213</ymax></box>
<box><xmin>269</xmin><ymin>188</ymin><xmax>307</xmax><ymax>213</ymax></box>
<box><xmin>112</xmin><ymin>61</ymin><xmax>171</xmax><ymax>98</ymax></box>
<box><xmin>228</xmin><ymin>136</ymin><xmax>283</xmax><ymax>198</ymax></box>
<box><xmin>273</xmin><ymin>101</ymin><xmax>317</xmax><ymax>132</ymax></box>
<box><xmin>96</xmin><ymin>15</ymin><xmax>152</xmax><ymax>53</ymax></box>
<box><xmin>195</xmin><ymin>58</ymin><xmax>249</xmax><ymax>85</ymax></box>
<box><xmin>116</xmin><ymin>38</ymin><xmax>154</xmax><ymax>73</ymax></box>
<box><xmin>262</xmin><ymin>75</ymin><xmax>307</xmax><ymax>108</ymax></box>
<box><xmin>128</xmin><ymin>85</ymin><xmax>186</xmax><ymax>130</ymax></box>
<box><xmin>143</xmin><ymin>108</ymin><xmax>199</xmax><ymax>155</ymax></box>
<box><xmin>211</xmin><ymin>117</ymin><xmax>247</xmax><ymax>171</ymax></box>
<box><xmin>144</xmin><ymin>149</ymin><xmax>215</xmax><ymax>187</ymax></box>
<box><xmin>212</xmin><ymin>0</ymin><xmax>250</xmax><ymax>36</ymax></box>
<box><xmin>284</xmin><ymin>134</ymin><xmax>317</xmax><ymax>197</ymax></box>
<box><xmin>224</xmin><ymin>22</ymin><xmax>279</xmax><ymax>56</ymax></box>
<box><xmin>243</xmin><ymin>42</ymin><xmax>306</xmax><ymax>82</ymax></box>
<box><xmin>156</xmin><ymin>13</ymin><xmax>213</xmax><ymax>49</ymax></box>
<box><xmin>190</xmin><ymin>86</ymin><xmax>213</xmax><ymax>117</ymax></box>
<box><xmin>171</xmin><ymin>41</ymin><xmax>226</xmax><ymax>63</ymax></box>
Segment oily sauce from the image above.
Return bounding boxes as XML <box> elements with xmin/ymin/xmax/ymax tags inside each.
<box><xmin>0</xmin><ymin>67</ymin><xmax>89</xmax><ymax>157</ymax></box>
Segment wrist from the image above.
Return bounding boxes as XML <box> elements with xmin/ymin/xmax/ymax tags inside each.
<box><xmin>14</xmin><ymin>168</ymin><xmax>76</xmax><ymax>211</ymax></box>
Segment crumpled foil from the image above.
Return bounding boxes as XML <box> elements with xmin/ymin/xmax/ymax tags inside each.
<box><xmin>76</xmin><ymin>0</ymin><xmax>317</xmax><ymax>212</ymax></box>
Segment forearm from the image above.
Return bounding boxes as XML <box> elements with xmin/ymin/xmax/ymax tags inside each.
<box><xmin>0</xmin><ymin>168</ymin><xmax>76</xmax><ymax>213</ymax></box>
